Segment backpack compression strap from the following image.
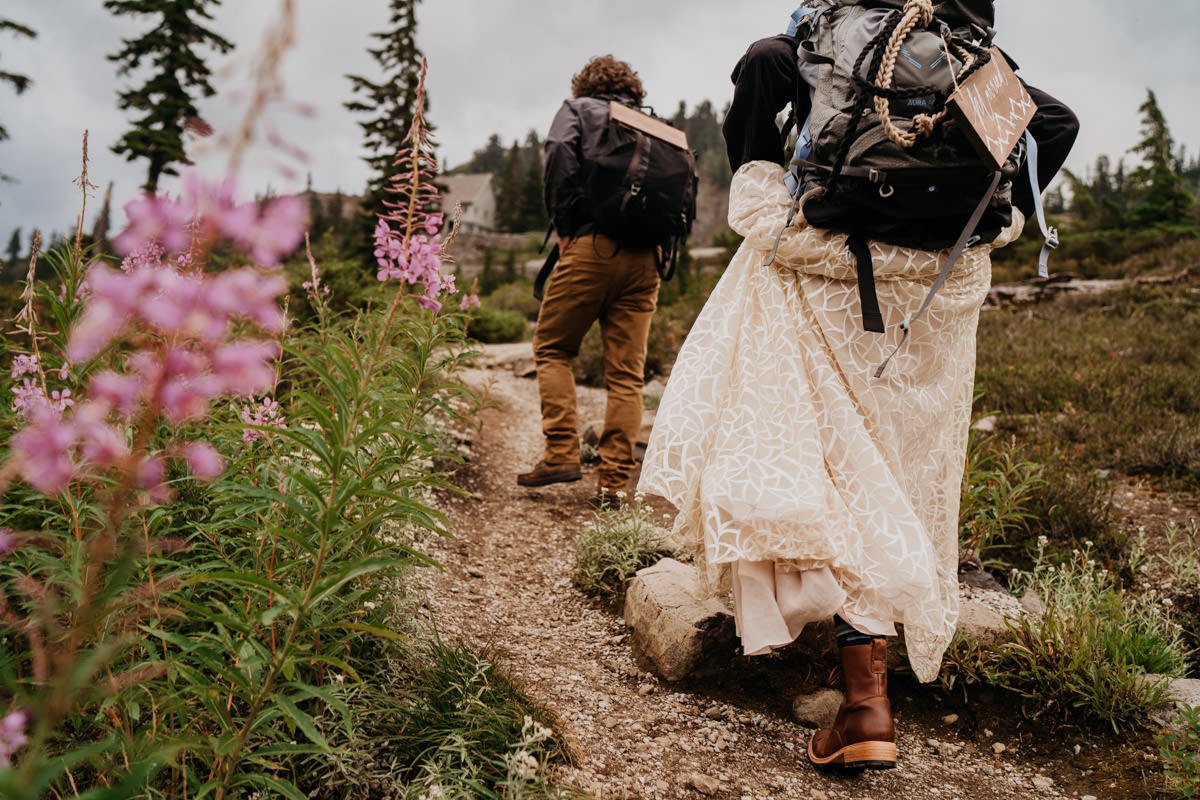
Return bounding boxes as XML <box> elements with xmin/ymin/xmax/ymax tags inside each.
<box><xmin>1023</xmin><ymin>129</ymin><xmax>1059</xmax><ymax>279</ymax></box>
<box><xmin>873</xmin><ymin>169</ymin><xmax>1003</xmax><ymax>379</ymax></box>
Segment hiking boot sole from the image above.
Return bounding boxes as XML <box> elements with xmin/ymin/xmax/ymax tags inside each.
<box><xmin>517</xmin><ymin>471</ymin><xmax>583</xmax><ymax>488</ymax></box>
<box><xmin>807</xmin><ymin>740</ymin><xmax>897</xmax><ymax>771</ymax></box>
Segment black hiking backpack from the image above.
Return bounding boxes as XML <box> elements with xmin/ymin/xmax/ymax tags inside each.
<box><xmin>792</xmin><ymin>0</ymin><xmax>1017</xmax><ymax>253</ymax></box>
<box><xmin>535</xmin><ymin>99</ymin><xmax>699</xmax><ymax>300</ymax></box>
<box><xmin>779</xmin><ymin>0</ymin><xmax>1058</xmax><ymax>375</ymax></box>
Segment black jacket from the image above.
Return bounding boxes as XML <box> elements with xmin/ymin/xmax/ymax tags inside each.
<box><xmin>543</xmin><ymin>93</ymin><xmax>639</xmax><ymax>237</ymax></box>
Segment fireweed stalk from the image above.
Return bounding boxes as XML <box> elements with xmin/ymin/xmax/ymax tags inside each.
<box><xmin>0</xmin><ymin>170</ymin><xmax>299</xmax><ymax>792</ymax></box>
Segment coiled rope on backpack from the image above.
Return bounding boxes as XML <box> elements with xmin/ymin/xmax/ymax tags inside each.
<box><xmin>872</xmin><ymin>0</ymin><xmax>978</xmax><ymax>149</ymax></box>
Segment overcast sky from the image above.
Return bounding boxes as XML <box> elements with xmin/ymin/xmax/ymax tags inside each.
<box><xmin>1</xmin><ymin>0</ymin><xmax>1197</xmax><ymax>247</ymax></box>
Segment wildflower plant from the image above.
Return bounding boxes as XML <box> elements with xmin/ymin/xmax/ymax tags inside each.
<box><xmin>573</xmin><ymin>495</ymin><xmax>676</xmax><ymax>601</ymax></box>
<box><xmin>942</xmin><ymin>539</ymin><xmax>1189</xmax><ymax>731</ymax></box>
<box><xmin>0</xmin><ymin>15</ymin><xmax>550</xmax><ymax>797</ymax></box>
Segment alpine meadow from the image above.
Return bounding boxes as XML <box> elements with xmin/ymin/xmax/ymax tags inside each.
<box><xmin>0</xmin><ymin>1</ymin><xmax>1198</xmax><ymax>799</ymax></box>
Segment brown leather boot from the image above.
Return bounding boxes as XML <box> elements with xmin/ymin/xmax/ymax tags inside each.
<box><xmin>807</xmin><ymin>639</ymin><xmax>897</xmax><ymax>771</ymax></box>
<box><xmin>517</xmin><ymin>460</ymin><xmax>582</xmax><ymax>488</ymax></box>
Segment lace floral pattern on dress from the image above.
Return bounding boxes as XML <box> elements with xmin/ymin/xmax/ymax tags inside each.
<box><xmin>638</xmin><ymin>161</ymin><xmax>1023</xmax><ymax>682</ymax></box>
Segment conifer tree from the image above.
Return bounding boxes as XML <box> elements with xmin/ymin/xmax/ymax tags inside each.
<box><xmin>517</xmin><ymin>131</ymin><xmax>547</xmax><ymax>232</ymax></box>
<box><xmin>1127</xmin><ymin>90</ymin><xmax>1194</xmax><ymax>226</ymax></box>
<box><xmin>0</xmin><ymin>18</ymin><xmax>37</xmax><ymax>142</ymax></box>
<box><xmin>91</xmin><ymin>182</ymin><xmax>114</xmax><ymax>253</ymax></box>
<box><xmin>494</xmin><ymin>141</ymin><xmax>523</xmax><ymax>232</ymax></box>
<box><xmin>346</xmin><ymin>0</ymin><xmax>425</xmax><ymax>217</ymax></box>
<box><xmin>4</xmin><ymin>227</ymin><xmax>21</xmax><ymax>268</ymax></box>
<box><xmin>105</xmin><ymin>0</ymin><xmax>233</xmax><ymax>192</ymax></box>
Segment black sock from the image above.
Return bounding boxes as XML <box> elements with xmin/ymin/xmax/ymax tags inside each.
<box><xmin>834</xmin><ymin>615</ymin><xmax>880</xmax><ymax>648</ymax></box>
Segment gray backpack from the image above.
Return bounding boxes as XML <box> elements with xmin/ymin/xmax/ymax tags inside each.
<box><xmin>784</xmin><ymin>0</ymin><xmax>1038</xmax><ymax>375</ymax></box>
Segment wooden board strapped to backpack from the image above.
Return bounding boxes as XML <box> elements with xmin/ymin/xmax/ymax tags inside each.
<box><xmin>609</xmin><ymin>101</ymin><xmax>690</xmax><ymax>152</ymax></box>
<box><xmin>947</xmin><ymin>48</ymin><xmax>1036</xmax><ymax>169</ymax></box>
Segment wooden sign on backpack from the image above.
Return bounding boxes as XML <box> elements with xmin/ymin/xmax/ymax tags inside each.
<box><xmin>947</xmin><ymin>48</ymin><xmax>1036</xmax><ymax>169</ymax></box>
<box><xmin>609</xmin><ymin>101</ymin><xmax>690</xmax><ymax>151</ymax></box>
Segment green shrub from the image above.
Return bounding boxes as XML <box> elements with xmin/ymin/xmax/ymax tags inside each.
<box><xmin>573</xmin><ymin>502</ymin><xmax>675</xmax><ymax>600</ymax></box>
<box><xmin>484</xmin><ymin>281</ymin><xmax>541</xmax><ymax>321</ymax></box>
<box><xmin>572</xmin><ymin>301</ymin><xmax>704</xmax><ymax>388</ymax></box>
<box><xmin>468</xmin><ymin>308</ymin><xmax>528</xmax><ymax>343</ymax></box>
<box><xmin>1158</xmin><ymin>706</ymin><xmax>1200</xmax><ymax>799</ymax></box>
<box><xmin>943</xmin><ymin>542</ymin><xmax>1188</xmax><ymax>730</ymax></box>
<box><xmin>960</xmin><ymin>431</ymin><xmax>1046</xmax><ymax>570</ymax></box>
<box><xmin>1133</xmin><ymin>522</ymin><xmax>1200</xmax><ymax>678</ymax></box>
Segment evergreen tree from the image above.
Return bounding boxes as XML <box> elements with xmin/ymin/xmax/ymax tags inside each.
<box><xmin>105</xmin><ymin>0</ymin><xmax>233</xmax><ymax>192</ymax></box>
<box><xmin>346</xmin><ymin>0</ymin><xmax>425</xmax><ymax>217</ymax></box>
<box><xmin>452</xmin><ymin>133</ymin><xmax>506</xmax><ymax>175</ymax></box>
<box><xmin>4</xmin><ymin>227</ymin><xmax>21</xmax><ymax>269</ymax></box>
<box><xmin>494</xmin><ymin>141</ymin><xmax>523</xmax><ymax>232</ymax></box>
<box><xmin>1127</xmin><ymin>90</ymin><xmax>1194</xmax><ymax>226</ymax></box>
<box><xmin>517</xmin><ymin>131</ymin><xmax>547</xmax><ymax>232</ymax></box>
<box><xmin>0</xmin><ymin>18</ymin><xmax>37</xmax><ymax>142</ymax></box>
<box><xmin>91</xmin><ymin>182</ymin><xmax>114</xmax><ymax>253</ymax></box>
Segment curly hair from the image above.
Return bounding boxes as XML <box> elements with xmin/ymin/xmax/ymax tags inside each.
<box><xmin>571</xmin><ymin>55</ymin><xmax>646</xmax><ymax>105</ymax></box>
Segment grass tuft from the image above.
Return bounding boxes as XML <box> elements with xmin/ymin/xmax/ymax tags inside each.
<box><xmin>943</xmin><ymin>541</ymin><xmax>1188</xmax><ymax>730</ymax></box>
<box><xmin>573</xmin><ymin>501</ymin><xmax>676</xmax><ymax>601</ymax></box>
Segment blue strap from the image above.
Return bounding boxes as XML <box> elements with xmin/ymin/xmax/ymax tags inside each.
<box><xmin>787</xmin><ymin>6</ymin><xmax>822</xmax><ymax>35</ymax></box>
<box><xmin>1024</xmin><ymin>130</ymin><xmax>1059</xmax><ymax>279</ymax></box>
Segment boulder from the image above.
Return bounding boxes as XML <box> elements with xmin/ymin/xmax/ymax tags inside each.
<box><xmin>792</xmin><ymin>689</ymin><xmax>844</xmax><ymax>729</ymax></box>
<box><xmin>1168</xmin><ymin>677</ymin><xmax>1200</xmax><ymax>711</ymax></box>
<box><xmin>624</xmin><ymin>559</ymin><xmax>736</xmax><ymax>682</ymax></box>
<box><xmin>956</xmin><ymin>597</ymin><xmax>1011</xmax><ymax>647</ymax></box>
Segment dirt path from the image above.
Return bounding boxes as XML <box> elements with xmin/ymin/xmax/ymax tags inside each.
<box><xmin>423</xmin><ymin>347</ymin><xmax>1128</xmax><ymax>800</ymax></box>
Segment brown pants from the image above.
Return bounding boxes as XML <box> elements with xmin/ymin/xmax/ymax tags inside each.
<box><xmin>533</xmin><ymin>235</ymin><xmax>660</xmax><ymax>490</ymax></box>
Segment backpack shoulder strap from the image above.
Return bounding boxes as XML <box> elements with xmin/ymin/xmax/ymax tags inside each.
<box><xmin>1023</xmin><ymin>129</ymin><xmax>1059</xmax><ymax>279</ymax></box>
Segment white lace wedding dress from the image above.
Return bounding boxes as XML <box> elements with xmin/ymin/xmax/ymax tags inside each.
<box><xmin>638</xmin><ymin>161</ymin><xmax>1023</xmax><ymax>682</ymax></box>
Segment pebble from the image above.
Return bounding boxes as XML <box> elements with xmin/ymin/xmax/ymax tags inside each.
<box><xmin>637</xmin><ymin>684</ymin><xmax>655</xmax><ymax>696</ymax></box>
<box><xmin>942</xmin><ymin>713</ymin><xmax>960</xmax><ymax>725</ymax></box>
<box><xmin>687</xmin><ymin>773</ymin><xmax>720</xmax><ymax>796</ymax></box>
<box><xmin>810</xmin><ymin>791</ymin><xmax>829</xmax><ymax>800</ymax></box>
<box><xmin>928</xmin><ymin>738</ymin><xmax>963</xmax><ymax>758</ymax></box>
<box><xmin>1082</xmin><ymin>796</ymin><xmax>1098</xmax><ymax>800</ymax></box>
<box><xmin>992</xmin><ymin>742</ymin><xmax>1007</xmax><ymax>755</ymax></box>
<box><xmin>466</xmin><ymin>566</ymin><xmax>485</xmax><ymax>579</ymax></box>
<box><xmin>1031</xmin><ymin>774</ymin><xmax>1055</xmax><ymax>790</ymax></box>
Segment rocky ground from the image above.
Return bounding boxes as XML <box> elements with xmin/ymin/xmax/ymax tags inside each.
<box><xmin>420</xmin><ymin>346</ymin><xmax>1171</xmax><ymax>800</ymax></box>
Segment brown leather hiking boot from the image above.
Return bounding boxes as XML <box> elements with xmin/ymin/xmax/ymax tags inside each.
<box><xmin>516</xmin><ymin>460</ymin><xmax>582</xmax><ymax>488</ymax></box>
<box><xmin>807</xmin><ymin>639</ymin><xmax>897</xmax><ymax>771</ymax></box>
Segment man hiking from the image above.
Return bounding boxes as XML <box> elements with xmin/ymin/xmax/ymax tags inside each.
<box><xmin>518</xmin><ymin>55</ymin><xmax>694</xmax><ymax>507</ymax></box>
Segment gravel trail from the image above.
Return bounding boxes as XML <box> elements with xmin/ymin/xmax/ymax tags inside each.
<box><xmin>423</xmin><ymin>346</ymin><xmax>1118</xmax><ymax>800</ymax></box>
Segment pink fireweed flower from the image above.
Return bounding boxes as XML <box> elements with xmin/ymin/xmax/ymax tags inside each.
<box><xmin>11</xmin><ymin>411</ymin><xmax>78</xmax><ymax>494</ymax></box>
<box><xmin>240</xmin><ymin>397</ymin><xmax>286</xmax><ymax>443</ymax></box>
<box><xmin>238</xmin><ymin>194</ymin><xmax>307</xmax><ymax>267</ymax></box>
<box><xmin>10</xmin><ymin>353</ymin><xmax>38</xmax><ymax>379</ymax></box>
<box><xmin>0</xmin><ymin>710</ymin><xmax>28</xmax><ymax>768</ymax></box>
<box><xmin>120</xmin><ymin>242</ymin><xmax>166</xmax><ymax>273</ymax></box>
<box><xmin>459</xmin><ymin>293</ymin><xmax>481</xmax><ymax>312</ymax></box>
<box><xmin>112</xmin><ymin>172</ymin><xmax>307</xmax><ymax>268</ymax></box>
<box><xmin>11</xmin><ymin>381</ymin><xmax>73</xmax><ymax>420</ymax></box>
<box><xmin>114</xmin><ymin>194</ymin><xmax>192</xmax><ymax>256</ymax></box>
<box><xmin>181</xmin><ymin>442</ymin><xmax>224</xmax><ymax>480</ymax></box>
<box><xmin>68</xmin><ymin>263</ymin><xmax>287</xmax><ymax>363</ymax></box>
<box><xmin>0</xmin><ymin>529</ymin><xmax>17</xmax><ymax>557</ymax></box>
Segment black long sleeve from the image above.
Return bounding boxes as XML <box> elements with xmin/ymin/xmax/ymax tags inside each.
<box><xmin>722</xmin><ymin>35</ymin><xmax>808</xmax><ymax>172</ymax></box>
<box><xmin>544</xmin><ymin>101</ymin><xmax>586</xmax><ymax>236</ymax></box>
<box><xmin>1013</xmin><ymin>84</ymin><xmax>1080</xmax><ymax>219</ymax></box>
